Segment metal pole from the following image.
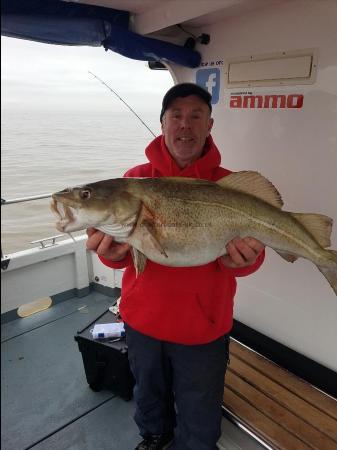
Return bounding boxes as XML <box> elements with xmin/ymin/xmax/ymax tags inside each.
<box><xmin>1</xmin><ymin>193</ymin><xmax>52</xmax><ymax>205</ymax></box>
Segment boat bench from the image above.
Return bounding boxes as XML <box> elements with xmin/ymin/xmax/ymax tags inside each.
<box><xmin>223</xmin><ymin>339</ymin><xmax>337</xmax><ymax>450</ymax></box>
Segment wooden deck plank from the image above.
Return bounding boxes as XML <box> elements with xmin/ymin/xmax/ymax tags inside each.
<box><xmin>223</xmin><ymin>388</ymin><xmax>312</xmax><ymax>450</ymax></box>
<box><xmin>225</xmin><ymin>369</ymin><xmax>337</xmax><ymax>450</ymax></box>
<box><xmin>228</xmin><ymin>354</ymin><xmax>337</xmax><ymax>441</ymax></box>
<box><xmin>230</xmin><ymin>340</ymin><xmax>337</xmax><ymax>420</ymax></box>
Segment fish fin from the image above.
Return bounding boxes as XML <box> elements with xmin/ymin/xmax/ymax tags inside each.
<box><xmin>134</xmin><ymin>203</ymin><xmax>168</xmax><ymax>259</ymax></box>
<box><xmin>216</xmin><ymin>171</ymin><xmax>283</xmax><ymax>209</ymax></box>
<box><xmin>130</xmin><ymin>248</ymin><xmax>148</xmax><ymax>276</ymax></box>
<box><xmin>275</xmin><ymin>250</ymin><xmax>299</xmax><ymax>263</ymax></box>
<box><xmin>290</xmin><ymin>213</ymin><xmax>333</xmax><ymax>248</ymax></box>
<box><xmin>140</xmin><ymin>220</ymin><xmax>168</xmax><ymax>258</ymax></box>
<box><xmin>317</xmin><ymin>252</ymin><xmax>337</xmax><ymax>296</ymax></box>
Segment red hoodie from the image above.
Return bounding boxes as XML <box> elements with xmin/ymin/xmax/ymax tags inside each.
<box><xmin>100</xmin><ymin>135</ymin><xmax>264</xmax><ymax>344</ymax></box>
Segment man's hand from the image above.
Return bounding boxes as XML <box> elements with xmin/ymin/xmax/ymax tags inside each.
<box><xmin>222</xmin><ymin>237</ymin><xmax>264</xmax><ymax>269</ymax></box>
<box><xmin>86</xmin><ymin>228</ymin><xmax>131</xmax><ymax>261</ymax></box>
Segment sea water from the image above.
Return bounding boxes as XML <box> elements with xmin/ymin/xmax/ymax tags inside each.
<box><xmin>1</xmin><ymin>109</ymin><xmax>162</xmax><ymax>253</ymax></box>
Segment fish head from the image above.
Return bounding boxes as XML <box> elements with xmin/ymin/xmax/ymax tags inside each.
<box><xmin>51</xmin><ymin>179</ymin><xmax>141</xmax><ymax>233</ymax></box>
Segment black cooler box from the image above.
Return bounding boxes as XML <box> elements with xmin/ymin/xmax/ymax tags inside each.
<box><xmin>74</xmin><ymin>309</ymin><xmax>135</xmax><ymax>401</ymax></box>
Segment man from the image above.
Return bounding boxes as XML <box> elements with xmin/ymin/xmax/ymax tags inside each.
<box><xmin>87</xmin><ymin>83</ymin><xmax>265</xmax><ymax>450</ymax></box>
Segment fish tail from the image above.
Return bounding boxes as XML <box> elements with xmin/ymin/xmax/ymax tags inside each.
<box><xmin>318</xmin><ymin>250</ymin><xmax>337</xmax><ymax>296</ymax></box>
<box><xmin>290</xmin><ymin>212</ymin><xmax>333</xmax><ymax>247</ymax></box>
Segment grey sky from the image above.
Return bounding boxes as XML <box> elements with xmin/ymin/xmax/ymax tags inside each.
<box><xmin>1</xmin><ymin>36</ymin><xmax>173</xmax><ymax>114</ymax></box>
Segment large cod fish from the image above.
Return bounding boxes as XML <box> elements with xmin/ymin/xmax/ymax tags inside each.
<box><xmin>51</xmin><ymin>171</ymin><xmax>337</xmax><ymax>295</ymax></box>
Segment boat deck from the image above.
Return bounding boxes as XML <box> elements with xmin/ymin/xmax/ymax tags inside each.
<box><xmin>1</xmin><ymin>290</ymin><xmax>264</xmax><ymax>450</ymax></box>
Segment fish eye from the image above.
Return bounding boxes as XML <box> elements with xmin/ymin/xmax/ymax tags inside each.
<box><xmin>80</xmin><ymin>189</ymin><xmax>91</xmax><ymax>200</ymax></box>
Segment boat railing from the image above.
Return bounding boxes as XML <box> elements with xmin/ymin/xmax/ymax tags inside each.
<box><xmin>1</xmin><ymin>192</ymin><xmax>116</xmax><ymax>317</ymax></box>
<box><xmin>1</xmin><ymin>193</ymin><xmax>52</xmax><ymax>205</ymax></box>
<box><xmin>1</xmin><ymin>193</ymin><xmax>72</xmax><ymax>258</ymax></box>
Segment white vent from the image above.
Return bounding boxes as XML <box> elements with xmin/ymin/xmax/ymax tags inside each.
<box><xmin>225</xmin><ymin>49</ymin><xmax>317</xmax><ymax>87</ymax></box>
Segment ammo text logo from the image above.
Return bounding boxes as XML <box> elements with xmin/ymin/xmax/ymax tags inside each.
<box><xmin>229</xmin><ymin>93</ymin><xmax>304</xmax><ymax>109</ymax></box>
<box><xmin>196</xmin><ymin>68</ymin><xmax>220</xmax><ymax>105</ymax></box>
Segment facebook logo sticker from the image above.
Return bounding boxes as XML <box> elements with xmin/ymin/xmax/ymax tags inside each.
<box><xmin>196</xmin><ymin>68</ymin><xmax>220</xmax><ymax>105</ymax></box>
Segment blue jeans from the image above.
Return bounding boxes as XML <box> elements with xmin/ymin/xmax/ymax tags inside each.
<box><xmin>125</xmin><ymin>323</ymin><xmax>230</xmax><ymax>450</ymax></box>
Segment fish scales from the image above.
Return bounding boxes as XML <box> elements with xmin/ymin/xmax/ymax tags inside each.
<box><xmin>129</xmin><ymin>179</ymin><xmax>328</xmax><ymax>265</ymax></box>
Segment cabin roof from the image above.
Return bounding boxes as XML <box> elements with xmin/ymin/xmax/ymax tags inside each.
<box><xmin>73</xmin><ymin>0</ymin><xmax>289</xmax><ymax>34</ymax></box>
<box><xmin>1</xmin><ymin>0</ymin><xmax>291</xmax><ymax>69</ymax></box>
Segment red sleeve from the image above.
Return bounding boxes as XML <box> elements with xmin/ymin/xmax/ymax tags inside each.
<box><xmin>217</xmin><ymin>249</ymin><xmax>265</xmax><ymax>277</ymax></box>
<box><xmin>124</xmin><ymin>164</ymin><xmax>151</xmax><ymax>178</ymax></box>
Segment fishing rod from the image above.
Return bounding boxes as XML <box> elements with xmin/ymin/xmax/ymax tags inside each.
<box><xmin>88</xmin><ymin>71</ymin><xmax>156</xmax><ymax>138</ymax></box>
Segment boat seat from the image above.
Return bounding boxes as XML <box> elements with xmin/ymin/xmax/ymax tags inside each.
<box><xmin>223</xmin><ymin>339</ymin><xmax>337</xmax><ymax>450</ymax></box>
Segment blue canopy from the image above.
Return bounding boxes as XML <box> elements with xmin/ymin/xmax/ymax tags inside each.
<box><xmin>1</xmin><ymin>0</ymin><xmax>201</xmax><ymax>68</ymax></box>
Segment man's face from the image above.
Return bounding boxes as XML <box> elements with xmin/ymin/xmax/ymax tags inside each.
<box><xmin>161</xmin><ymin>95</ymin><xmax>214</xmax><ymax>169</ymax></box>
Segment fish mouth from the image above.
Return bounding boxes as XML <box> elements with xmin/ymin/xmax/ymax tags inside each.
<box><xmin>51</xmin><ymin>198</ymin><xmax>75</xmax><ymax>232</ymax></box>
